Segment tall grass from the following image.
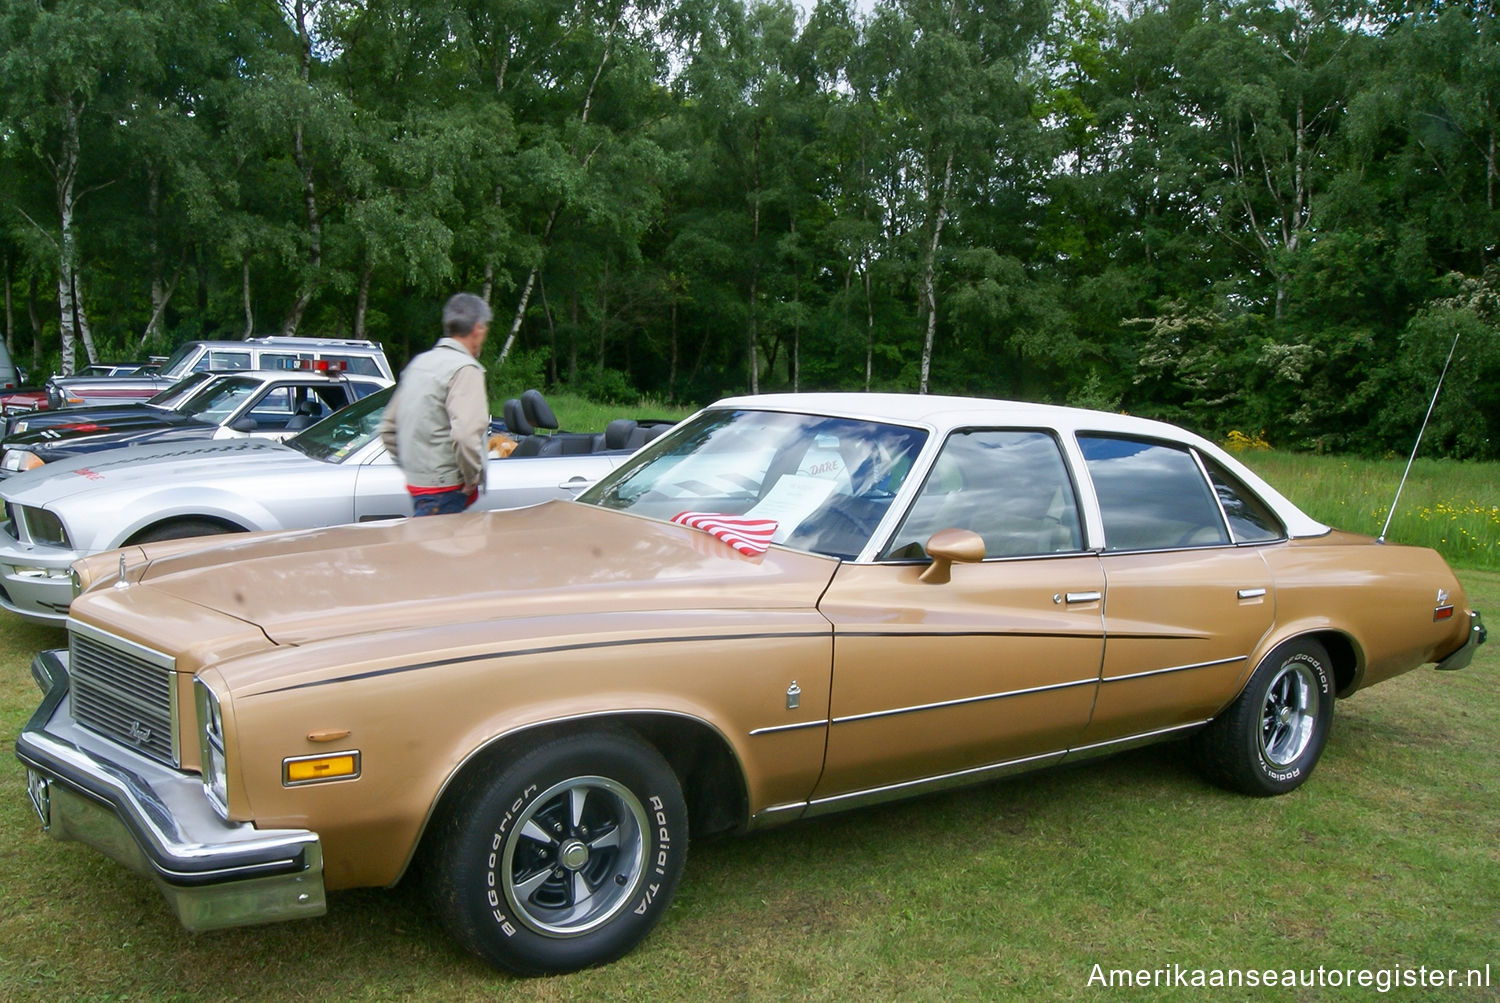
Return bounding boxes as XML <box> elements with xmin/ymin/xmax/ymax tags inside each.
<box><xmin>1236</xmin><ymin>450</ymin><xmax>1500</xmax><ymax>571</ymax></box>
<box><xmin>495</xmin><ymin>390</ymin><xmax>697</xmax><ymax>436</ymax></box>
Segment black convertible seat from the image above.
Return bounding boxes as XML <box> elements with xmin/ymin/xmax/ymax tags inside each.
<box><xmin>602</xmin><ymin>418</ymin><xmax>637</xmax><ymax>451</ymax></box>
<box><xmin>499</xmin><ymin>390</ymin><xmax>674</xmax><ymax>458</ymax></box>
<box><xmin>625</xmin><ymin>423</ymin><xmax>671</xmax><ymax>450</ymax></box>
<box><xmin>502</xmin><ymin>398</ymin><xmax>532</xmax><ymax>436</ymax></box>
<box><xmin>513</xmin><ymin>388</ymin><xmax>594</xmax><ymax>456</ymax></box>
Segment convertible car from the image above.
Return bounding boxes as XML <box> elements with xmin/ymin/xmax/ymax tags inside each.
<box><xmin>0</xmin><ymin>387</ymin><xmax>656</xmax><ymax>624</ymax></box>
<box><xmin>15</xmin><ymin>394</ymin><xmax>1484</xmax><ymax>975</ymax></box>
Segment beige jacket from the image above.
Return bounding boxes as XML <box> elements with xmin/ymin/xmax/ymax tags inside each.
<box><xmin>378</xmin><ymin>338</ymin><xmax>488</xmax><ymax>491</ymax></box>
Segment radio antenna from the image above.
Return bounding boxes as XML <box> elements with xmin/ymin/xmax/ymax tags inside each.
<box><xmin>1380</xmin><ymin>331</ymin><xmax>1461</xmax><ymax>543</ymax></box>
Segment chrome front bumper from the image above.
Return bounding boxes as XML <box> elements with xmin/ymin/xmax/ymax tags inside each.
<box><xmin>15</xmin><ymin>648</ymin><xmax>326</xmax><ymax>931</ymax></box>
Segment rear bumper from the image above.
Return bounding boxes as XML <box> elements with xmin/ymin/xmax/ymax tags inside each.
<box><xmin>1436</xmin><ymin>611</ymin><xmax>1486</xmax><ymax>672</ymax></box>
<box><xmin>15</xmin><ymin>648</ymin><xmax>326</xmax><ymax>931</ymax></box>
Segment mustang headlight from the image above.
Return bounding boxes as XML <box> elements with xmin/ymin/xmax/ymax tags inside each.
<box><xmin>194</xmin><ymin>679</ymin><xmax>230</xmax><ymax>819</ymax></box>
<box><xmin>3</xmin><ymin>449</ymin><xmax>44</xmax><ymax>473</ymax></box>
<box><xmin>19</xmin><ymin>506</ymin><xmax>69</xmax><ymax>547</ymax></box>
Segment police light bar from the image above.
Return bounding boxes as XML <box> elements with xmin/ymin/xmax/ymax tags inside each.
<box><xmin>295</xmin><ymin>359</ymin><xmax>347</xmax><ymax>374</ymax></box>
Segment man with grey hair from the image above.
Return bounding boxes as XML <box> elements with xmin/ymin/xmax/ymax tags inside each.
<box><xmin>379</xmin><ymin>292</ymin><xmax>492</xmax><ymax>516</ymax></box>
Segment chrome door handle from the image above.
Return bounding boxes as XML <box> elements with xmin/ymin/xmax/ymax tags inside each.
<box><xmin>1237</xmin><ymin>588</ymin><xmax>1267</xmax><ymax>600</ymax></box>
<box><xmin>1065</xmin><ymin>591</ymin><xmax>1102</xmax><ymax>604</ymax></box>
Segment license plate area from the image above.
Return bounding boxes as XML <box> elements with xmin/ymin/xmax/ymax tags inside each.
<box><xmin>26</xmin><ymin>769</ymin><xmax>50</xmax><ymax>828</ymax></box>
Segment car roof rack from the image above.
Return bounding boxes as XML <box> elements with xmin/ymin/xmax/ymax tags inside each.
<box><xmin>248</xmin><ymin>336</ymin><xmax>383</xmax><ymax>348</ymax></box>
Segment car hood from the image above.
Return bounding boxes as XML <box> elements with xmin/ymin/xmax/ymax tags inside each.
<box><xmin>1</xmin><ymin>437</ymin><xmax>303</xmax><ymax>507</ymax></box>
<box><xmin>8</xmin><ymin>402</ymin><xmax>165</xmax><ymax>429</ymax></box>
<box><xmin>9</xmin><ymin>410</ymin><xmax>197</xmax><ymax>448</ymax></box>
<box><xmin>91</xmin><ymin>501</ymin><xmax>839</xmax><ymax>648</ymax></box>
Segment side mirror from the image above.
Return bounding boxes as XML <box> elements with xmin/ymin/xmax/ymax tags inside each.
<box><xmin>229</xmin><ymin>417</ymin><xmax>258</xmax><ymax>433</ymax></box>
<box><xmin>919</xmin><ymin>528</ymin><xmax>985</xmax><ymax>584</ymax></box>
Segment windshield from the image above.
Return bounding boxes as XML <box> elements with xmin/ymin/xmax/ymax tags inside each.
<box><xmin>156</xmin><ymin>343</ymin><xmax>200</xmax><ymax>378</ymax></box>
<box><xmin>176</xmin><ymin>376</ymin><xmax>264</xmax><ymax>421</ymax></box>
<box><xmin>147</xmin><ymin>371</ymin><xmax>216</xmax><ymax>406</ymax></box>
<box><xmin>580</xmin><ymin>408</ymin><xmax>928</xmax><ymax>560</ymax></box>
<box><xmin>287</xmin><ymin>386</ymin><xmax>391</xmax><ymax>462</ymax></box>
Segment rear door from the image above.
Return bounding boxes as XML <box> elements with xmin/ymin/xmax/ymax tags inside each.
<box><xmin>1071</xmin><ymin>436</ymin><xmax>1283</xmax><ymax>750</ymax></box>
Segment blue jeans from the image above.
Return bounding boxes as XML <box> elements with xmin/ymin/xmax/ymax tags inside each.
<box><xmin>411</xmin><ymin>489</ymin><xmax>469</xmax><ymax>516</ymax></box>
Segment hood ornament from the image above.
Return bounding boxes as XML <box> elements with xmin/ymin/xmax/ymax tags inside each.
<box><xmin>113</xmin><ymin>554</ymin><xmax>129</xmax><ymax>590</ymax></box>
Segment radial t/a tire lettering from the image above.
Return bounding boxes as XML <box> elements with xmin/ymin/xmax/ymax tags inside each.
<box><xmin>1194</xmin><ymin>638</ymin><xmax>1335</xmax><ymax>797</ymax></box>
<box><xmin>426</xmin><ymin>730</ymin><xmax>688</xmax><ymax>975</ymax></box>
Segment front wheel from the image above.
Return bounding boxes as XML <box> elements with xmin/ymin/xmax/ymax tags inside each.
<box><xmin>1194</xmin><ymin>638</ymin><xmax>1335</xmax><ymax>796</ymax></box>
<box><xmin>426</xmin><ymin>731</ymin><xmax>688</xmax><ymax>975</ymax></box>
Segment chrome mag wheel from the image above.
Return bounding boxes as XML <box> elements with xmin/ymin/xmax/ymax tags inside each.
<box><xmin>501</xmin><ymin>776</ymin><xmax>649</xmax><ymax>938</ymax></box>
<box><xmin>1259</xmin><ymin>660</ymin><xmax>1320</xmax><ymax>767</ymax></box>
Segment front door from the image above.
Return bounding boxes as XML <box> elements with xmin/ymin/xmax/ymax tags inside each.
<box><xmin>810</xmin><ymin>428</ymin><xmax>1106</xmax><ymax>810</ymax></box>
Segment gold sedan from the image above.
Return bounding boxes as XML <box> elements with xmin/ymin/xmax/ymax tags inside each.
<box><xmin>17</xmin><ymin>394</ymin><xmax>1484</xmax><ymax>975</ymax></box>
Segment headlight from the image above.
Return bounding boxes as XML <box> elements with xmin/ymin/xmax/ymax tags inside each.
<box><xmin>19</xmin><ymin>506</ymin><xmax>69</xmax><ymax>547</ymax></box>
<box><xmin>69</xmin><ymin>565</ymin><xmax>85</xmax><ymax>599</ymax></box>
<box><xmin>195</xmin><ymin>679</ymin><xmax>230</xmax><ymax>819</ymax></box>
<box><xmin>2</xmin><ymin>449</ymin><xmax>44</xmax><ymax>473</ymax></box>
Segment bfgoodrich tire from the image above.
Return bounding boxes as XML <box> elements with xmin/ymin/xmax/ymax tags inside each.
<box><xmin>426</xmin><ymin>730</ymin><xmax>688</xmax><ymax>975</ymax></box>
<box><xmin>1195</xmin><ymin>638</ymin><xmax>1335</xmax><ymax>797</ymax></box>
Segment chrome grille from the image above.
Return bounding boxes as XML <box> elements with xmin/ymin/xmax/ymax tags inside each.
<box><xmin>69</xmin><ymin>628</ymin><xmax>178</xmax><ymax>766</ymax></box>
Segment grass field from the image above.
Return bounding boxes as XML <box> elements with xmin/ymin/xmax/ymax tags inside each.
<box><xmin>1238</xmin><ymin>451</ymin><xmax>1500</xmax><ymax>572</ymax></box>
<box><xmin>0</xmin><ymin>455</ymin><xmax>1496</xmax><ymax>1001</ymax></box>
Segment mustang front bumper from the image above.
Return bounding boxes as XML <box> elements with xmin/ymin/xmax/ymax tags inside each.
<box><xmin>15</xmin><ymin>648</ymin><xmax>326</xmax><ymax>931</ymax></box>
<box><xmin>0</xmin><ymin>530</ymin><xmax>76</xmax><ymax>625</ymax></box>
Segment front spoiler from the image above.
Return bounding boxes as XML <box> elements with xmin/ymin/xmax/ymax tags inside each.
<box><xmin>15</xmin><ymin>648</ymin><xmax>326</xmax><ymax>931</ymax></box>
<box><xmin>1435</xmin><ymin>611</ymin><xmax>1486</xmax><ymax>672</ymax></box>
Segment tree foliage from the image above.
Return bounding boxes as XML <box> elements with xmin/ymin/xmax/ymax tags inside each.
<box><xmin>1</xmin><ymin>0</ymin><xmax>1496</xmax><ymax>456</ymax></box>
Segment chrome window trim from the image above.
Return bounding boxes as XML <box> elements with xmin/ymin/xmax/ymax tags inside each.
<box><xmin>1189</xmin><ymin>447</ymin><xmax>1236</xmax><ymax>543</ymax></box>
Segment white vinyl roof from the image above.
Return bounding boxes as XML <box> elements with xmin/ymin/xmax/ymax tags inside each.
<box><xmin>710</xmin><ymin>392</ymin><xmax>1331</xmax><ymax>539</ymax></box>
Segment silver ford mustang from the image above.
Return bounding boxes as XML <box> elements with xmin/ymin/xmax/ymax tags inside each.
<box><xmin>0</xmin><ymin>388</ymin><xmax>662</xmax><ymax>624</ymax></box>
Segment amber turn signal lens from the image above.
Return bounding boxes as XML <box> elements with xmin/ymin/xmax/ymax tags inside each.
<box><xmin>283</xmin><ymin>751</ymin><xmax>360</xmax><ymax>786</ymax></box>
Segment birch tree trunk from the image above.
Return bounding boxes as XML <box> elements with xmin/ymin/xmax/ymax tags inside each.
<box><xmin>497</xmin><ymin>4</ymin><xmax>620</xmax><ymax>368</ymax></box>
<box><xmin>241</xmin><ymin>257</ymin><xmax>255</xmax><ymax>338</ymax></box>
<box><xmin>54</xmin><ymin>96</ymin><xmax>85</xmax><ymax>375</ymax></box>
<box><xmin>917</xmin><ymin>149</ymin><xmax>954</xmax><ymax>395</ymax></box>
<box><xmin>281</xmin><ymin>0</ymin><xmax>322</xmax><ymax>336</ymax></box>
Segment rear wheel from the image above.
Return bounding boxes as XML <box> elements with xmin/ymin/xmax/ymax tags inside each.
<box><xmin>426</xmin><ymin>731</ymin><xmax>688</xmax><ymax>975</ymax></box>
<box><xmin>1195</xmin><ymin>638</ymin><xmax>1334</xmax><ymax>796</ymax></box>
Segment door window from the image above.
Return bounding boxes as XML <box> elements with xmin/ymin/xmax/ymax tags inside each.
<box><xmin>881</xmin><ymin>430</ymin><xmax>1083</xmax><ymax>560</ymax></box>
<box><xmin>1078</xmin><ymin>435</ymin><xmax>1228</xmax><ymax>551</ymax></box>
